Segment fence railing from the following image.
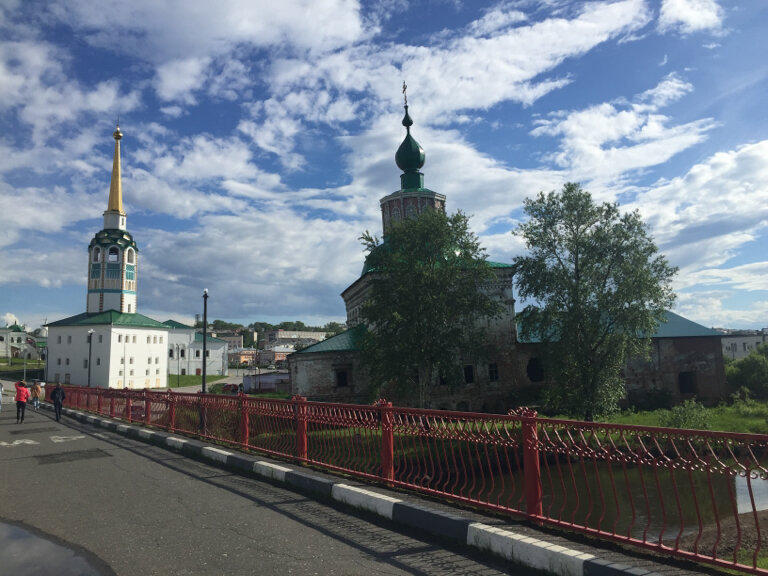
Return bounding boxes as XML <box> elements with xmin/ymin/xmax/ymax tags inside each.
<box><xmin>47</xmin><ymin>386</ymin><xmax>768</xmax><ymax>575</ymax></box>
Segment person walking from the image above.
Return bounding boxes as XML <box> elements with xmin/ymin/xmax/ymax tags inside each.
<box><xmin>0</xmin><ymin>381</ymin><xmax>4</xmax><ymax>413</ymax></box>
<box><xmin>51</xmin><ymin>383</ymin><xmax>65</xmax><ymax>422</ymax></box>
<box><xmin>30</xmin><ymin>381</ymin><xmax>42</xmax><ymax>411</ymax></box>
<box><xmin>15</xmin><ymin>380</ymin><xmax>30</xmax><ymax>424</ymax></box>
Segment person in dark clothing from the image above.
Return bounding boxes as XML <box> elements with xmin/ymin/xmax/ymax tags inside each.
<box><xmin>51</xmin><ymin>383</ymin><xmax>65</xmax><ymax>422</ymax></box>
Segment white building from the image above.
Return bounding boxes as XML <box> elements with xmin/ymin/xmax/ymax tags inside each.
<box><xmin>166</xmin><ymin>320</ymin><xmax>228</xmax><ymax>377</ymax></box>
<box><xmin>46</xmin><ymin>126</ymin><xmax>170</xmax><ymax>389</ymax></box>
<box><xmin>721</xmin><ymin>329</ymin><xmax>768</xmax><ymax>361</ymax></box>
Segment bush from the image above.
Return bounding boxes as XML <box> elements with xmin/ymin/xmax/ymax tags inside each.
<box><xmin>726</xmin><ymin>344</ymin><xmax>768</xmax><ymax>399</ymax></box>
<box><xmin>658</xmin><ymin>398</ymin><xmax>710</xmax><ymax>430</ymax></box>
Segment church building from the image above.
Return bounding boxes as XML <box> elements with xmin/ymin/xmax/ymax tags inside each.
<box><xmin>46</xmin><ymin>126</ymin><xmax>170</xmax><ymax>388</ymax></box>
<box><xmin>289</xmin><ymin>103</ymin><xmax>519</xmax><ymax>411</ymax></box>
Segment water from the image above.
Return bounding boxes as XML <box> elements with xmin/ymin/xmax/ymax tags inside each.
<box><xmin>0</xmin><ymin>521</ymin><xmax>114</xmax><ymax>576</ymax></box>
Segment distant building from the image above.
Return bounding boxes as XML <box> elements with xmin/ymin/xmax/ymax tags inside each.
<box><xmin>228</xmin><ymin>347</ymin><xmax>259</xmax><ymax>367</ymax></box>
<box><xmin>212</xmin><ymin>331</ymin><xmax>244</xmax><ymax>350</ymax></box>
<box><xmin>0</xmin><ymin>325</ymin><xmax>44</xmax><ymax>361</ymax></box>
<box><xmin>266</xmin><ymin>329</ymin><xmax>327</xmax><ymax>348</ymax></box>
<box><xmin>259</xmin><ymin>345</ymin><xmax>295</xmax><ymax>367</ymax></box>
<box><xmin>166</xmin><ymin>320</ymin><xmax>228</xmax><ymax>377</ymax></box>
<box><xmin>719</xmin><ymin>329</ymin><xmax>768</xmax><ymax>361</ymax></box>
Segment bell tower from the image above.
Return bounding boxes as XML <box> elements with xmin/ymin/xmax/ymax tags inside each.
<box><xmin>379</xmin><ymin>84</ymin><xmax>445</xmax><ymax>236</ymax></box>
<box><xmin>86</xmin><ymin>125</ymin><xmax>139</xmax><ymax>314</ymax></box>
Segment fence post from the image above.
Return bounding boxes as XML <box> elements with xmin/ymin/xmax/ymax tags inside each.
<box><xmin>125</xmin><ymin>394</ymin><xmax>132</xmax><ymax>421</ymax></box>
<box><xmin>169</xmin><ymin>391</ymin><xmax>176</xmax><ymax>431</ymax></box>
<box><xmin>110</xmin><ymin>393</ymin><xmax>115</xmax><ymax>418</ymax></box>
<box><xmin>293</xmin><ymin>395</ymin><xmax>307</xmax><ymax>460</ymax></box>
<box><xmin>239</xmin><ymin>393</ymin><xmax>249</xmax><ymax>447</ymax></box>
<box><xmin>520</xmin><ymin>407</ymin><xmax>542</xmax><ymax>519</ymax></box>
<box><xmin>144</xmin><ymin>389</ymin><xmax>151</xmax><ymax>425</ymax></box>
<box><xmin>376</xmin><ymin>399</ymin><xmax>394</xmax><ymax>483</ymax></box>
<box><xmin>97</xmin><ymin>390</ymin><xmax>103</xmax><ymax>414</ymax></box>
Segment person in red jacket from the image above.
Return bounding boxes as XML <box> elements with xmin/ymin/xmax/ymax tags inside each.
<box><xmin>15</xmin><ymin>380</ymin><xmax>30</xmax><ymax>424</ymax></box>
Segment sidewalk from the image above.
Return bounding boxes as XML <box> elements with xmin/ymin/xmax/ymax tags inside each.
<box><xmin>33</xmin><ymin>398</ymin><xmax>723</xmax><ymax>576</ymax></box>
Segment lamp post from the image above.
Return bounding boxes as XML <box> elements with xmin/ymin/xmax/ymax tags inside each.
<box><xmin>202</xmin><ymin>289</ymin><xmax>208</xmax><ymax>394</ymax></box>
<box><xmin>87</xmin><ymin>329</ymin><xmax>94</xmax><ymax>387</ymax></box>
<box><xmin>175</xmin><ymin>344</ymin><xmax>180</xmax><ymax>388</ymax></box>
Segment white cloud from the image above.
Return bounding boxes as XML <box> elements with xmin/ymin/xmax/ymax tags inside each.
<box><xmin>530</xmin><ymin>74</ymin><xmax>715</xmax><ymax>183</ymax></box>
<box><xmin>658</xmin><ymin>0</ymin><xmax>724</xmax><ymax>35</ymax></box>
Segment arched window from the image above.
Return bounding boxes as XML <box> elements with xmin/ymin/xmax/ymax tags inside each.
<box><xmin>108</xmin><ymin>247</ymin><xmax>120</xmax><ymax>262</ymax></box>
<box><xmin>126</xmin><ymin>249</ymin><xmax>135</xmax><ymax>264</ymax></box>
<box><xmin>92</xmin><ymin>248</ymin><xmax>101</xmax><ymax>262</ymax></box>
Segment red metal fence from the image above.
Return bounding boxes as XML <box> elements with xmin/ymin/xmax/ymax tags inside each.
<box><xmin>48</xmin><ymin>386</ymin><xmax>768</xmax><ymax>574</ymax></box>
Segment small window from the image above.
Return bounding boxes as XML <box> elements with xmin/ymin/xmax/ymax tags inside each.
<box><xmin>84</xmin><ymin>359</ymin><xmax>88</xmax><ymax>368</ymax></box>
<box><xmin>335</xmin><ymin>369</ymin><xmax>349</xmax><ymax>387</ymax></box>
<box><xmin>65</xmin><ymin>358</ymin><xmax>70</xmax><ymax>366</ymax></box>
<box><xmin>118</xmin><ymin>335</ymin><xmax>122</xmax><ymax>343</ymax></box>
<box><xmin>205</xmin><ymin>350</ymin><xmax>210</xmax><ymax>358</ymax></box>
<box><xmin>169</xmin><ymin>348</ymin><xmax>174</xmax><ymax>358</ymax></box>
<box><xmin>147</xmin><ymin>336</ymin><xmax>151</xmax><ymax>344</ymax></box>
<box><xmin>58</xmin><ymin>336</ymin><xmax>62</xmax><ymax>344</ymax></box>
<box><xmin>180</xmin><ymin>349</ymin><xmax>185</xmax><ymax>358</ymax></box>
<box><xmin>153</xmin><ymin>336</ymin><xmax>157</xmax><ymax>344</ymax></box>
<box><xmin>67</xmin><ymin>335</ymin><xmax>72</xmax><ymax>344</ymax></box>
<box><xmin>108</xmin><ymin>247</ymin><xmax>119</xmax><ymax>262</ymax></box>
<box><xmin>127</xmin><ymin>304</ymin><xmax>131</xmax><ymax>313</ymax></box>
<box><xmin>132</xmin><ymin>336</ymin><xmax>136</xmax><ymax>343</ymax></box>
<box><xmin>57</xmin><ymin>358</ymin><xmax>61</xmax><ymax>365</ymax></box>
<box><xmin>488</xmin><ymin>363</ymin><xmax>499</xmax><ymax>382</ymax></box>
<box><xmin>97</xmin><ymin>358</ymin><xmax>101</xmax><ymax>366</ymax></box>
<box><xmin>120</xmin><ymin>357</ymin><xmax>124</xmax><ymax>365</ymax></box>
<box><xmin>127</xmin><ymin>249</ymin><xmax>135</xmax><ymax>264</ymax></box>
<box><xmin>98</xmin><ymin>335</ymin><xmax>103</xmax><ymax>343</ymax></box>
<box><xmin>93</xmin><ymin>248</ymin><xmax>100</xmax><ymax>262</ymax></box>
<box><xmin>159</xmin><ymin>337</ymin><xmax>163</xmax><ymax>344</ymax></box>
<box><xmin>155</xmin><ymin>357</ymin><xmax>159</xmax><ymax>364</ymax></box>
<box><xmin>145</xmin><ymin>369</ymin><xmax>150</xmax><ymax>376</ymax></box>
<box><xmin>463</xmin><ymin>365</ymin><xmax>475</xmax><ymax>384</ymax></box>
<box><xmin>148</xmin><ymin>357</ymin><xmax>152</xmax><ymax>365</ymax></box>
<box><xmin>129</xmin><ymin>357</ymin><xmax>134</xmax><ymax>364</ymax></box>
<box><xmin>130</xmin><ymin>370</ymin><xmax>134</xmax><ymax>376</ymax></box>
<box><xmin>195</xmin><ymin>350</ymin><xmax>201</xmax><ymax>358</ymax></box>
<box><xmin>679</xmin><ymin>371</ymin><xmax>697</xmax><ymax>395</ymax></box>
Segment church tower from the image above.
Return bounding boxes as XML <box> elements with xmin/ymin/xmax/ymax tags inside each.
<box><xmin>86</xmin><ymin>125</ymin><xmax>139</xmax><ymax>314</ymax></box>
<box><xmin>379</xmin><ymin>88</ymin><xmax>445</xmax><ymax>235</ymax></box>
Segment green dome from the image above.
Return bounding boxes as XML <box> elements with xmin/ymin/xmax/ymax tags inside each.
<box><xmin>395</xmin><ymin>106</ymin><xmax>425</xmax><ymax>173</ymax></box>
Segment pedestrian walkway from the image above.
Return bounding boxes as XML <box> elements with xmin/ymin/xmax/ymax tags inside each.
<box><xmin>30</xmin><ymin>395</ymin><xmax>724</xmax><ymax>576</ymax></box>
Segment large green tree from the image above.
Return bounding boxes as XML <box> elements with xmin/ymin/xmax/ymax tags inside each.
<box><xmin>513</xmin><ymin>183</ymin><xmax>677</xmax><ymax>420</ymax></box>
<box><xmin>360</xmin><ymin>209</ymin><xmax>501</xmax><ymax>407</ymax></box>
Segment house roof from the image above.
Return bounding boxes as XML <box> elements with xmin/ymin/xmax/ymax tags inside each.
<box><xmin>163</xmin><ymin>319</ymin><xmax>194</xmax><ymax>329</ymax></box>
<box><xmin>47</xmin><ymin>310</ymin><xmax>168</xmax><ymax>329</ymax></box>
<box><xmin>292</xmin><ymin>325</ymin><xmax>365</xmax><ymax>354</ymax></box>
<box><xmin>518</xmin><ymin>310</ymin><xmax>720</xmax><ymax>343</ymax></box>
<box><xmin>194</xmin><ymin>332</ymin><xmax>226</xmax><ymax>344</ymax></box>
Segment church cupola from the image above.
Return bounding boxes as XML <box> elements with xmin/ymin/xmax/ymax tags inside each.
<box><xmin>86</xmin><ymin>125</ymin><xmax>139</xmax><ymax>314</ymax></box>
<box><xmin>379</xmin><ymin>85</ymin><xmax>445</xmax><ymax>236</ymax></box>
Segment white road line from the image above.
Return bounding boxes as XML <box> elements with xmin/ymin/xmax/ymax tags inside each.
<box><xmin>0</xmin><ymin>439</ymin><xmax>40</xmax><ymax>447</ymax></box>
<box><xmin>50</xmin><ymin>435</ymin><xmax>86</xmax><ymax>443</ymax></box>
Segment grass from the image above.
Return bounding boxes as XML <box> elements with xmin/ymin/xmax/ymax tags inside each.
<box><xmin>599</xmin><ymin>396</ymin><xmax>768</xmax><ymax>434</ymax></box>
<box><xmin>0</xmin><ymin>357</ymin><xmax>45</xmax><ymax>372</ymax></box>
<box><xmin>167</xmin><ymin>374</ymin><xmax>225</xmax><ymax>389</ymax></box>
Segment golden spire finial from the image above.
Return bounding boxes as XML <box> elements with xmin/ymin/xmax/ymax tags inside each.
<box><xmin>107</xmin><ymin>123</ymin><xmax>124</xmax><ymax>215</ymax></box>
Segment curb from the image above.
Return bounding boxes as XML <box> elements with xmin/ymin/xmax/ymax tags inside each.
<box><xmin>49</xmin><ymin>403</ymin><xmax>687</xmax><ymax>576</ymax></box>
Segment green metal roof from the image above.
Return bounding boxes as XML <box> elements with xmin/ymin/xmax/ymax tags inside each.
<box><xmin>517</xmin><ymin>310</ymin><xmax>719</xmax><ymax>344</ymax></box>
<box><xmin>194</xmin><ymin>333</ymin><xmax>226</xmax><ymax>343</ymax></box>
<box><xmin>163</xmin><ymin>319</ymin><xmax>194</xmax><ymax>329</ymax></box>
<box><xmin>89</xmin><ymin>228</ymin><xmax>138</xmax><ymax>251</ymax></box>
<box><xmin>47</xmin><ymin>310</ymin><xmax>168</xmax><ymax>329</ymax></box>
<box><xmin>292</xmin><ymin>325</ymin><xmax>365</xmax><ymax>354</ymax></box>
<box><xmin>651</xmin><ymin>310</ymin><xmax>721</xmax><ymax>338</ymax></box>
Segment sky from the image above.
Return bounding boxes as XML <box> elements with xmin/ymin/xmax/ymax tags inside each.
<box><xmin>1</xmin><ymin>0</ymin><xmax>767</xmax><ymax>332</ymax></box>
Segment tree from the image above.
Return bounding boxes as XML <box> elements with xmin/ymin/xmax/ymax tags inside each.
<box><xmin>359</xmin><ymin>209</ymin><xmax>501</xmax><ymax>407</ymax></box>
<box><xmin>513</xmin><ymin>183</ymin><xmax>677</xmax><ymax>420</ymax></box>
<box><xmin>726</xmin><ymin>343</ymin><xmax>768</xmax><ymax>399</ymax></box>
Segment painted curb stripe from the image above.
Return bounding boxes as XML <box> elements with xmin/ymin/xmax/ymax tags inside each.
<box><xmin>284</xmin><ymin>469</ymin><xmax>334</xmax><ymax>499</ymax></box>
<box><xmin>331</xmin><ymin>484</ymin><xmax>401</xmax><ymax>520</ymax></box>
<box><xmin>253</xmin><ymin>461</ymin><xmax>291</xmax><ymax>482</ymax></box>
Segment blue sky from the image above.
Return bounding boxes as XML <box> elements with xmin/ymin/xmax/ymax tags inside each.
<box><xmin>1</xmin><ymin>0</ymin><xmax>767</xmax><ymax>331</ymax></box>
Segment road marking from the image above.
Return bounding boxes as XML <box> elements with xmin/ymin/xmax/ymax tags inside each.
<box><xmin>50</xmin><ymin>435</ymin><xmax>86</xmax><ymax>443</ymax></box>
<box><xmin>0</xmin><ymin>439</ymin><xmax>40</xmax><ymax>447</ymax></box>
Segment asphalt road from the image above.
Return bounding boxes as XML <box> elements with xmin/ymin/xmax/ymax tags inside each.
<box><xmin>0</xmin><ymin>397</ymin><xmax>533</xmax><ymax>575</ymax></box>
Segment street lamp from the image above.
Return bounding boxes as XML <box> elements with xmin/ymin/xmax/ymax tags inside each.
<box><xmin>202</xmin><ymin>289</ymin><xmax>208</xmax><ymax>394</ymax></box>
<box><xmin>87</xmin><ymin>329</ymin><xmax>94</xmax><ymax>387</ymax></box>
<box><xmin>175</xmin><ymin>344</ymin><xmax>180</xmax><ymax>388</ymax></box>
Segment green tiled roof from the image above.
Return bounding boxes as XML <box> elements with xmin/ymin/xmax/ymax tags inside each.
<box><xmin>47</xmin><ymin>310</ymin><xmax>168</xmax><ymax>329</ymax></box>
<box><xmin>89</xmin><ymin>228</ymin><xmax>138</xmax><ymax>251</ymax></box>
<box><xmin>292</xmin><ymin>325</ymin><xmax>365</xmax><ymax>354</ymax></box>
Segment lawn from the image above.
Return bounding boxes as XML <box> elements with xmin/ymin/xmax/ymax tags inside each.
<box><xmin>600</xmin><ymin>396</ymin><xmax>768</xmax><ymax>434</ymax></box>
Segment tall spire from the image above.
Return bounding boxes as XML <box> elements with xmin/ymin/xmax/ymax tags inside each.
<box><xmin>107</xmin><ymin>124</ymin><xmax>124</xmax><ymax>215</ymax></box>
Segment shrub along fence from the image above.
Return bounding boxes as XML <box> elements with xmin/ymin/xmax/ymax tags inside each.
<box><xmin>48</xmin><ymin>385</ymin><xmax>768</xmax><ymax>575</ymax></box>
